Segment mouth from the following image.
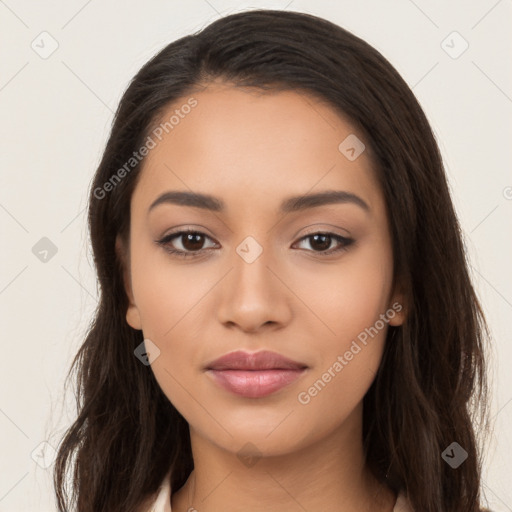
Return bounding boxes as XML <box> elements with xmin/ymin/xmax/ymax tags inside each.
<box><xmin>204</xmin><ymin>350</ymin><xmax>308</xmax><ymax>398</ymax></box>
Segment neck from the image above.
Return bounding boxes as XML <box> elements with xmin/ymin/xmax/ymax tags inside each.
<box><xmin>171</xmin><ymin>404</ymin><xmax>396</xmax><ymax>512</ymax></box>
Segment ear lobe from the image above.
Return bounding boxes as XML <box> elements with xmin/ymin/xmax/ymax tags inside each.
<box><xmin>388</xmin><ymin>299</ymin><xmax>406</xmax><ymax>326</ymax></box>
<box><xmin>388</xmin><ymin>280</ymin><xmax>407</xmax><ymax>327</ymax></box>
<box><xmin>115</xmin><ymin>235</ymin><xmax>142</xmax><ymax>331</ymax></box>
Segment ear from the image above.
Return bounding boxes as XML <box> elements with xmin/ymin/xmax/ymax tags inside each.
<box><xmin>115</xmin><ymin>235</ymin><xmax>142</xmax><ymax>330</ymax></box>
<box><xmin>387</xmin><ymin>278</ymin><xmax>407</xmax><ymax>327</ymax></box>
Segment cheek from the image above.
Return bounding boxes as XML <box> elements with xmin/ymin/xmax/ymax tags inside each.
<box><xmin>293</xmin><ymin>342</ymin><xmax>383</xmax><ymax>451</ymax></box>
<box><xmin>129</xmin><ymin>245</ymin><xmax>210</xmax><ymax>395</ymax></box>
<box><xmin>292</xmin><ymin>261</ymin><xmax>392</xmax><ymax>442</ymax></box>
<box><xmin>293</xmin><ymin>241</ymin><xmax>393</xmax><ymax>351</ymax></box>
<box><xmin>290</xmin><ymin>240</ymin><xmax>393</xmax><ymax>403</ymax></box>
<box><xmin>132</xmin><ymin>257</ymin><xmax>209</xmax><ymax>422</ymax></box>
<box><xmin>130</xmin><ymin>238</ymin><xmax>213</xmax><ymax>339</ymax></box>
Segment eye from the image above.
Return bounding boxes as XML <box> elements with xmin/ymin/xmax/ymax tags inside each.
<box><xmin>155</xmin><ymin>229</ymin><xmax>354</xmax><ymax>259</ymax></box>
<box><xmin>155</xmin><ymin>229</ymin><xmax>217</xmax><ymax>259</ymax></box>
<box><xmin>293</xmin><ymin>232</ymin><xmax>354</xmax><ymax>256</ymax></box>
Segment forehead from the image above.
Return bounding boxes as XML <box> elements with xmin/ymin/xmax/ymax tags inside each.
<box><xmin>132</xmin><ymin>84</ymin><xmax>383</xmax><ymax>217</ymax></box>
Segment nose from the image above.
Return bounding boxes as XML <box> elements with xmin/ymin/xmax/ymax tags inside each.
<box><xmin>216</xmin><ymin>244</ymin><xmax>292</xmax><ymax>334</ymax></box>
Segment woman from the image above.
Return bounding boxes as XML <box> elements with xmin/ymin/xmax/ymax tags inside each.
<box><xmin>53</xmin><ymin>9</ymin><xmax>491</xmax><ymax>512</ymax></box>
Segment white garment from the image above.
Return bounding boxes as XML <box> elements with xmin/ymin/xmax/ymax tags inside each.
<box><xmin>145</xmin><ymin>472</ymin><xmax>414</xmax><ymax>512</ymax></box>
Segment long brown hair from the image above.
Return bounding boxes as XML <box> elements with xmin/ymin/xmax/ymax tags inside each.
<box><xmin>53</xmin><ymin>9</ymin><xmax>492</xmax><ymax>512</ymax></box>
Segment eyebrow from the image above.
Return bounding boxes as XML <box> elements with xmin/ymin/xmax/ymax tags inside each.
<box><xmin>148</xmin><ymin>189</ymin><xmax>370</xmax><ymax>214</ymax></box>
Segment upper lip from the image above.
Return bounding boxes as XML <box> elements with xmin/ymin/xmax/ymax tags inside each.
<box><xmin>205</xmin><ymin>350</ymin><xmax>308</xmax><ymax>371</ymax></box>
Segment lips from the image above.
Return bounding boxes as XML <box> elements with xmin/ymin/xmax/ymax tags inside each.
<box><xmin>205</xmin><ymin>350</ymin><xmax>307</xmax><ymax>371</ymax></box>
<box><xmin>205</xmin><ymin>350</ymin><xmax>308</xmax><ymax>398</ymax></box>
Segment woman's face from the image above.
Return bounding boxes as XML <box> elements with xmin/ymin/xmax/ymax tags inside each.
<box><xmin>120</xmin><ymin>83</ymin><xmax>405</xmax><ymax>457</ymax></box>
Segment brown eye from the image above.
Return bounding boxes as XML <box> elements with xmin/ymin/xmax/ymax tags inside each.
<box><xmin>308</xmin><ymin>234</ymin><xmax>332</xmax><ymax>251</ymax></box>
<box><xmin>156</xmin><ymin>230</ymin><xmax>217</xmax><ymax>258</ymax></box>
<box><xmin>295</xmin><ymin>232</ymin><xmax>354</xmax><ymax>255</ymax></box>
<box><xmin>180</xmin><ymin>232</ymin><xmax>207</xmax><ymax>251</ymax></box>
<box><xmin>156</xmin><ymin>230</ymin><xmax>354</xmax><ymax>259</ymax></box>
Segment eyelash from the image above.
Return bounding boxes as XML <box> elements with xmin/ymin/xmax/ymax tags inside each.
<box><xmin>155</xmin><ymin>228</ymin><xmax>354</xmax><ymax>259</ymax></box>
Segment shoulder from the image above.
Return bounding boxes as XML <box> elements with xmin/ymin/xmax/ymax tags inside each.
<box><xmin>137</xmin><ymin>471</ymin><xmax>173</xmax><ymax>512</ymax></box>
<box><xmin>393</xmin><ymin>490</ymin><xmax>414</xmax><ymax>512</ymax></box>
<box><xmin>392</xmin><ymin>491</ymin><xmax>494</xmax><ymax>512</ymax></box>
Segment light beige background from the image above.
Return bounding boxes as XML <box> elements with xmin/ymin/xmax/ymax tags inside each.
<box><xmin>1</xmin><ymin>1</ymin><xmax>511</xmax><ymax>510</ymax></box>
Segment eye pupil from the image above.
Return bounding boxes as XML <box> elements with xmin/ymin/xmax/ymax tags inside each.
<box><xmin>310</xmin><ymin>234</ymin><xmax>331</xmax><ymax>251</ymax></box>
<box><xmin>183</xmin><ymin>233</ymin><xmax>204</xmax><ymax>251</ymax></box>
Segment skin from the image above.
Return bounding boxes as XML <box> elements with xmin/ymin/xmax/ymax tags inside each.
<box><xmin>118</xmin><ymin>82</ymin><xmax>406</xmax><ymax>512</ymax></box>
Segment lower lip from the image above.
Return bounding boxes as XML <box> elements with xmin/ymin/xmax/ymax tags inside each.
<box><xmin>207</xmin><ymin>369</ymin><xmax>306</xmax><ymax>398</ymax></box>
